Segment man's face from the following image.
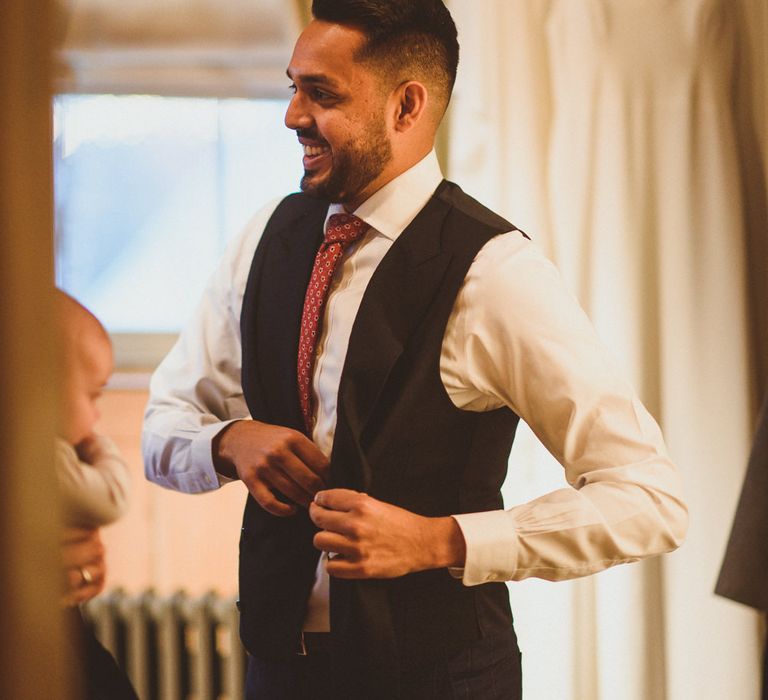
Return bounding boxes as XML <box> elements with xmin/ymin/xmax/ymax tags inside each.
<box><xmin>285</xmin><ymin>20</ymin><xmax>394</xmax><ymax>209</ymax></box>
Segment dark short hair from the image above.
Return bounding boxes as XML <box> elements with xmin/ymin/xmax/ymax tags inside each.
<box><xmin>311</xmin><ymin>0</ymin><xmax>459</xmax><ymax>113</ymax></box>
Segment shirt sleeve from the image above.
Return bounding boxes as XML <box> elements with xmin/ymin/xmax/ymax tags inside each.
<box><xmin>142</xmin><ymin>200</ymin><xmax>280</xmax><ymax>494</ymax></box>
<box><xmin>442</xmin><ymin>233</ymin><xmax>688</xmax><ymax>585</ymax></box>
<box><xmin>56</xmin><ymin>435</ymin><xmax>131</xmax><ymax>528</ymax></box>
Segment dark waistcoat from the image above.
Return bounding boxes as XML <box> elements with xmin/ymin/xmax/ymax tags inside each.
<box><xmin>239</xmin><ymin>180</ymin><xmax>523</xmax><ymax>696</ymax></box>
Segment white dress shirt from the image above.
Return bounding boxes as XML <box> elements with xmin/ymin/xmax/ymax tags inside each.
<box><xmin>143</xmin><ymin>150</ymin><xmax>687</xmax><ymax>630</ymax></box>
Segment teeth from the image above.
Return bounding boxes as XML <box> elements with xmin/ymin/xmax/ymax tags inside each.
<box><xmin>303</xmin><ymin>145</ymin><xmax>328</xmax><ymax>157</ymax></box>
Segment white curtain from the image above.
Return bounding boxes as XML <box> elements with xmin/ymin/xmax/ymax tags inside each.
<box><xmin>447</xmin><ymin>1</ymin><xmax>764</xmax><ymax>698</ymax></box>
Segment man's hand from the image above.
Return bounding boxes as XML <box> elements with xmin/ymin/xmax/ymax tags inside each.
<box><xmin>215</xmin><ymin>420</ymin><xmax>330</xmax><ymax>517</ymax></box>
<box><xmin>60</xmin><ymin>527</ymin><xmax>106</xmax><ymax>607</ymax></box>
<box><xmin>309</xmin><ymin>489</ymin><xmax>466</xmax><ymax>578</ymax></box>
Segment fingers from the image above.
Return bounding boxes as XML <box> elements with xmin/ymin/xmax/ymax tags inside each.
<box><xmin>269</xmin><ymin>445</ymin><xmax>326</xmax><ymax>500</ymax></box>
<box><xmin>310</xmin><ymin>492</ymin><xmax>439</xmax><ymax>579</ymax></box>
<box><xmin>64</xmin><ymin>558</ymin><xmax>106</xmax><ymax>594</ymax></box>
<box><xmin>62</xmin><ymin>574</ymin><xmax>105</xmax><ymax>606</ymax></box>
<box><xmin>260</xmin><ymin>468</ymin><xmax>310</xmax><ymax>509</ymax></box>
<box><xmin>324</xmin><ymin>556</ymin><xmax>371</xmax><ymax>579</ymax></box>
<box><xmin>313</xmin><ymin>488</ymin><xmax>366</xmax><ymax>512</ymax></box>
<box><xmin>61</xmin><ymin>530</ymin><xmax>107</xmax><ymax>607</ymax></box>
<box><xmin>309</xmin><ymin>499</ymin><xmax>360</xmax><ymax>536</ymax></box>
<box><xmin>248</xmin><ymin>479</ymin><xmax>297</xmax><ymax>517</ymax></box>
<box><xmin>313</xmin><ymin>530</ymin><xmax>378</xmax><ymax>580</ymax></box>
<box><xmin>60</xmin><ymin>526</ymin><xmax>96</xmax><ymax>544</ymax></box>
<box><xmin>309</xmin><ymin>490</ymin><xmax>372</xmax><ymax>537</ymax></box>
<box><xmin>313</xmin><ymin>530</ymin><xmax>358</xmax><ymax>558</ymax></box>
<box><xmin>218</xmin><ymin>421</ymin><xmax>331</xmax><ymax>516</ymax></box>
<box><xmin>312</xmin><ymin>528</ymin><xmax>373</xmax><ymax>580</ymax></box>
<box><xmin>310</xmin><ymin>494</ymin><xmax>370</xmax><ymax>574</ymax></box>
<box><xmin>60</xmin><ymin>528</ymin><xmax>104</xmax><ymax>569</ymax></box>
<box><xmin>292</xmin><ymin>437</ymin><xmax>331</xmax><ymax>481</ymax></box>
<box><xmin>246</xmin><ymin>447</ymin><xmax>319</xmax><ymax>514</ymax></box>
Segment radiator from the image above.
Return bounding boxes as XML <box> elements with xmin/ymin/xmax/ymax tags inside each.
<box><xmin>83</xmin><ymin>589</ymin><xmax>246</xmax><ymax>700</ymax></box>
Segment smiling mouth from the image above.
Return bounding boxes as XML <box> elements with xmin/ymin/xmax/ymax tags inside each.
<box><xmin>302</xmin><ymin>143</ymin><xmax>331</xmax><ymax>174</ymax></box>
<box><xmin>303</xmin><ymin>144</ymin><xmax>329</xmax><ymax>157</ymax></box>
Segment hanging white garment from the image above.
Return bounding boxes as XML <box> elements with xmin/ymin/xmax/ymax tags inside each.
<box><xmin>545</xmin><ymin>2</ymin><xmax>758</xmax><ymax>694</ymax></box>
<box><xmin>449</xmin><ymin>0</ymin><xmax>760</xmax><ymax>698</ymax></box>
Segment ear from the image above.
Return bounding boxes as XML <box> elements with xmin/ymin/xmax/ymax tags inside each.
<box><xmin>392</xmin><ymin>81</ymin><xmax>429</xmax><ymax>132</ymax></box>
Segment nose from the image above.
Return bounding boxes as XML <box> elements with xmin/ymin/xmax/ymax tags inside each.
<box><xmin>284</xmin><ymin>92</ymin><xmax>312</xmax><ymax>131</ymax></box>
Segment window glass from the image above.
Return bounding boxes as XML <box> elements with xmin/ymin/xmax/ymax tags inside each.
<box><xmin>53</xmin><ymin>94</ymin><xmax>301</xmax><ymax>332</ymax></box>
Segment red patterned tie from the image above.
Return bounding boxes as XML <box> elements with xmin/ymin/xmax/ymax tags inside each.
<box><xmin>297</xmin><ymin>213</ymin><xmax>370</xmax><ymax>433</ymax></box>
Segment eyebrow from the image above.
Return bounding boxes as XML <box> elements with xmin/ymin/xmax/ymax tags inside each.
<box><xmin>286</xmin><ymin>69</ymin><xmax>341</xmax><ymax>89</ymax></box>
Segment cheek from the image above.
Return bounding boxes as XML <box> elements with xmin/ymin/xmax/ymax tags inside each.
<box><xmin>65</xmin><ymin>396</ymin><xmax>98</xmax><ymax>444</ymax></box>
<box><xmin>87</xmin><ymin>397</ymin><xmax>102</xmax><ymax>428</ymax></box>
<box><xmin>318</xmin><ymin>113</ymin><xmax>358</xmax><ymax>147</ymax></box>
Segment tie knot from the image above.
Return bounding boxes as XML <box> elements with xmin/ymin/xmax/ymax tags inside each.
<box><xmin>325</xmin><ymin>213</ymin><xmax>369</xmax><ymax>245</ymax></box>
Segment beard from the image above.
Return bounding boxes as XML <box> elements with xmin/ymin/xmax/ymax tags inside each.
<box><xmin>299</xmin><ymin>117</ymin><xmax>392</xmax><ymax>204</ymax></box>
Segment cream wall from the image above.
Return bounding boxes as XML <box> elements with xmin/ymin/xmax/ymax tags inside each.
<box><xmin>97</xmin><ymin>387</ymin><xmax>246</xmax><ymax>596</ymax></box>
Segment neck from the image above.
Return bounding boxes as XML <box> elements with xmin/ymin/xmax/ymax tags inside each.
<box><xmin>344</xmin><ymin>143</ymin><xmax>434</xmax><ymax>211</ymax></box>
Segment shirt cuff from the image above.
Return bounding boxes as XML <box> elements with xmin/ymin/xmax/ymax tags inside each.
<box><xmin>450</xmin><ymin>511</ymin><xmax>519</xmax><ymax>586</ymax></box>
<box><xmin>191</xmin><ymin>419</ymin><xmax>241</xmax><ymax>489</ymax></box>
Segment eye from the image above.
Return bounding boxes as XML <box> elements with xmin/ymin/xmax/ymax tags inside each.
<box><xmin>312</xmin><ymin>88</ymin><xmax>337</xmax><ymax>103</ymax></box>
<box><xmin>288</xmin><ymin>83</ymin><xmax>297</xmax><ymax>94</ymax></box>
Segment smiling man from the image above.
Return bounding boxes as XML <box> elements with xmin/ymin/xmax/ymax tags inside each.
<box><xmin>143</xmin><ymin>1</ymin><xmax>688</xmax><ymax>698</ymax></box>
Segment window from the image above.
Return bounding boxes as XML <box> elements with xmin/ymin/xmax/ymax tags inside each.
<box><xmin>53</xmin><ymin>94</ymin><xmax>301</xmax><ymax>347</ymax></box>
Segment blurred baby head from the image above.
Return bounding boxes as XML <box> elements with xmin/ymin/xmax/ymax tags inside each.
<box><xmin>56</xmin><ymin>291</ymin><xmax>113</xmax><ymax>445</ymax></box>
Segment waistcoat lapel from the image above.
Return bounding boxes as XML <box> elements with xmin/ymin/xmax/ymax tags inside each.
<box><xmin>332</xmin><ymin>182</ymin><xmax>454</xmax><ymax>491</ymax></box>
<box><xmin>241</xmin><ymin>195</ymin><xmax>326</xmax><ymax>431</ymax></box>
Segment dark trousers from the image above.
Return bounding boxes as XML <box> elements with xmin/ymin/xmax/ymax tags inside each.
<box><xmin>246</xmin><ymin>631</ymin><xmax>522</xmax><ymax>700</ymax></box>
<box><xmin>67</xmin><ymin>607</ymin><xmax>139</xmax><ymax>700</ymax></box>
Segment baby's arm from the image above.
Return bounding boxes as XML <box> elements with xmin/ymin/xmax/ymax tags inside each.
<box><xmin>56</xmin><ymin>435</ymin><xmax>131</xmax><ymax>528</ymax></box>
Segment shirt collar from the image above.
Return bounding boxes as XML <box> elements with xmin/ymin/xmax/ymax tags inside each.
<box><xmin>324</xmin><ymin>150</ymin><xmax>443</xmax><ymax>241</ymax></box>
